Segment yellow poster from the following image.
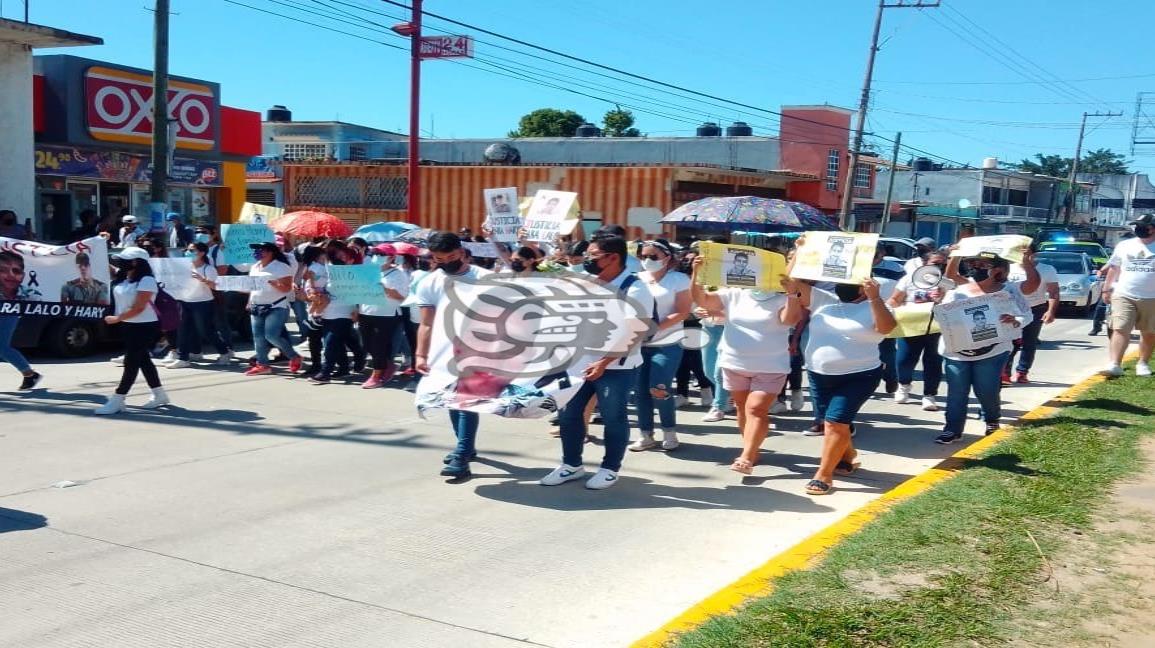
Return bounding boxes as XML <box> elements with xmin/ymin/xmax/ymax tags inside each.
<box><xmin>951</xmin><ymin>234</ymin><xmax>1032</xmax><ymax>264</ymax></box>
<box><xmin>696</xmin><ymin>242</ymin><xmax>786</xmax><ymax>291</ymax></box>
<box><xmin>238</xmin><ymin>202</ymin><xmax>284</xmax><ymax>225</ymax></box>
<box><xmin>789</xmin><ymin>231</ymin><xmax>878</xmax><ymax>285</ymax></box>
<box><xmin>886</xmin><ymin>302</ymin><xmax>942</xmax><ymax>339</ymax></box>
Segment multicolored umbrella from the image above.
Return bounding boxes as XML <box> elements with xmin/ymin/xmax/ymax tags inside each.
<box><xmin>661</xmin><ymin>196</ymin><xmax>840</xmax><ymax>232</ymax></box>
<box><xmin>352</xmin><ymin>221</ymin><xmax>419</xmax><ymax>242</ymax></box>
<box><xmin>272</xmin><ymin>210</ymin><xmax>354</xmax><ymax>239</ymax></box>
<box><xmin>394</xmin><ymin>227</ymin><xmax>437</xmax><ymax>246</ymax></box>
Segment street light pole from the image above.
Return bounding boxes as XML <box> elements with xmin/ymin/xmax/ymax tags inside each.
<box><xmin>407</xmin><ymin>0</ymin><xmax>423</xmax><ymax>225</ymax></box>
<box><xmin>149</xmin><ymin>0</ymin><xmax>170</xmax><ymax>233</ymax></box>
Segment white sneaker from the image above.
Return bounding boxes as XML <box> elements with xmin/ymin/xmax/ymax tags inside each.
<box><xmin>190</xmin><ymin>353</ymin><xmax>205</xmax><ymax>361</ymax></box>
<box><xmin>628</xmin><ymin>434</ymin><xmax>658</xmax><ymax>452</ymax></box>
<box><xmin>701</xmin><ymin>408</ymin><xmax>726</xmax><ymax>422</ymax></box>
<box><xmin>1101</xmin><ymin>364</ymin><xmax>1124</xmax><ymax>377</ymax></box>
<box><xmin>1137</xmin><ymin>362</ymin><xmax>1153</xmax><ymax>377</ymax></box>
<box><xmin>215</xmin><ymin>351</ymin><xmax>234</xmax><ymax>366</ymax></box>
<box><xmin>675</xmin><ymin>395</ymin><xmax>690</xmax><ymax>409</ymax></box>
<box><xmin>585</xmin><ymin>468</ymin><xmax>619</xmax><ymax>490</ymax></box>
<box><xmin>789</xmin><ymin>389</ymin><xmax>806</xmax><ymax>412</ymax></box>
<box><xmin>140</xmin><ymin>387</ymin><xmax>170</xmax><ymax>409</ymax></box>
<box><xmin>698</xmin><ymin>387</ymin><xmax>714</xmax><ymax>408</ymax></box>
<box><xmin>921</xmin><ymin>395</ymin><xmax>939</xmax><ymax>411</ymax></box>
<box><xmin>894</xmin><ymin>384</ymin><xmax>912</xmax><ymax>404</ymax></box>
<box><xmin>94</xmin><ymin>394</ymin><xmax>125</xmax><ymax>415</ymax></box>
<box><xmin>539</xmin><ymin>464</ymin><xmax>587</xmax><ymax>486</ymax></box>
<box><xmin>770</xmin><ymin>400</ymin><xmax>789</xmax><ymax>414</ymax></box>
<box><xmin>163</xmin><ymin>350</ymin><xmax>178</xmax><ymax>363</ymax></box>
<box><xmin>661</xmin><ymin>428</ymin><xmax>679</xmax><ymax>450</ymax></box>
<box><xmin>110</xmin><ymin>355</ymin><xmax>125</xmax><ymax>366</ymax></box>
<box><xmin>165</xmin><ymin>359</ymin><xmax>191</xmax><ymax>369</ymax></box>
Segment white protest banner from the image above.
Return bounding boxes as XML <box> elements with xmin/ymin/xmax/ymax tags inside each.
<box><xmin>483</xmin><ymin>187</ymin><xmax>521</xmax><ymax>244</ymax></box>
<box><xmin>790</xmin><ymin>231</ymin><xmax>878</xmax><ymax>285</ymax></box>
<box><xmin>934</xmin><ymin>291</ymin><xmax>1019</xmax><ymax>354</ymax></box>
<box><xmin>215</xmin><ymin>275</ymin><xmax>266</xmax><ymax>292</ymax></box>
<box><xmin>0</xmin><ymin>236</ymin><xmax>110</xmax><ymax>319</ymax></box>
<box><xmin>463</xmin><ymin>242</ymin><xmax>499</xmax><ymax>258</ymax></box>
<box><xmin>221</xmin><ymin>223</ymin><xmax>273</xmax><ymax>266</ymax></box>
<box><xmin>238</xmin><ymin>202</ymin><xmax>284</xmax><ymax>225</ymax></box>
<box><xmin>327</xmin><ymin>264</ymin><xmax>389</xmax><ymax>307</ymax></box>
<box><xmin>523</xmin><ymin>190</ymin><xmax>578</xmax><ymax>243</ymax></box>
<box><xmin>951</xmin><ymin>235</ymin><xmax>1032</xmax><ymax>264</ymax></box>
<box><xmin>148</xmin><ymin>257</ymin><xmax>201</xmax><ymax>301</ymax></box>
<box><xmin>415</xmin><ymin>272</ymin><xmax>656</xmax><ymax>418</ymax></box>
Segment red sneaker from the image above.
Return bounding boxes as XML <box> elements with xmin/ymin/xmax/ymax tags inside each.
<box><xmin>361</xmin><ymin>375</ymin><xmax>383</xmax><ymax>389</ymax></box>
<box><xmin>245</xmin><ymin>364</ymin><xmax>272</xmax><ymax>376</ymax></box>
<box><xmin>288</xmin><ymin>357</ymin><xmax>302</xmax><ymax>373</ymax></box>
<box><xmin>1014</xmin><ymin>371</ymin><xmax>1030</xmax><ymax>384</ymax></box>
<box><xmin>1000</xmin><ymin>372</ymin><xmax>1012</xmax><ymax>386</ymax></box>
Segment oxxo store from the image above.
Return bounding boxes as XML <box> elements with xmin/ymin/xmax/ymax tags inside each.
<box><xmin>31</xmin><ymin>55</ymin><xmax>260</xmax><ymax>242</ymax></box>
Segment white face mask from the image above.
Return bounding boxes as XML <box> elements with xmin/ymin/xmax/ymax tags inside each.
<box><xmin>640</xmin><ymin>258</ymin><xmax>666</xmax><ymax>273</ymax></box>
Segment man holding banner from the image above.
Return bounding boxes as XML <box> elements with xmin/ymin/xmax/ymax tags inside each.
<box><xmin>0</xmin><ymin>250</ymin><xmax>43</xmax><ymax>390</ymax></box>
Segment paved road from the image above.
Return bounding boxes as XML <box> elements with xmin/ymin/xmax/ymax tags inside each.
<box><xmin>0</xmin><ymin>315</ymin><xmax>1109</xmax><ymax>647</ymax></box>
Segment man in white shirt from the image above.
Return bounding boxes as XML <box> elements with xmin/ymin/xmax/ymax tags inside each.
<box><xmin>1005</xmin><ymin>252</ymin><xmax>1060</xmax><ymax>383</ymax></box>
<box><xmin>1101</xmin><ymin>214</ymin><xmax>1155</xmax><ymax>377</ymax></box>
<box><xmin>119</xmin><ymin>215</ymin><xmax>145</xmax><ymax>248</ymax></box>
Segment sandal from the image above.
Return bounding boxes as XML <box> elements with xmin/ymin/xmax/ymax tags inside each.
<box><xmin>730</xmin><ymin>458</ymin><xmax>754</xmax><ymax>475</ymax></box>
<box><xmin>835</xmin><ymin>460</ymin><xmax>861</xmax><ymax>476</ymax></box>
<box><xmin>805</xmin><ymin>479</ymin><xmax>833</xmax><ymax>495</ymax></box>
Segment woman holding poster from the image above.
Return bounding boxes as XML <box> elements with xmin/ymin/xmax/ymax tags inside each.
<box><xmin>0</xmin><ymin>251</ymin><xmax>43</xmax><ymax>390</ymax></box>
<box><xmin>165</xmin><ymin>242</ymin><xmax>233</xmax><ymax>369</ymax></box>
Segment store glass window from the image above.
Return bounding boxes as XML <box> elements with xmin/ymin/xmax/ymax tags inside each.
<box><xmin>283</xmin><ymin>143</ymin><xmax>330</xmax><ymax>160</ymax></box>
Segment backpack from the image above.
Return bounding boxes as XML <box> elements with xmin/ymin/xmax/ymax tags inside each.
<box><xmin>152</xmin><ymin>282</ymin><xmax>181</xmax><ymax>331</ymax></box>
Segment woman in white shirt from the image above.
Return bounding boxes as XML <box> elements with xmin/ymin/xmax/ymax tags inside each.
<box><xmin>246</xmin><ymin>242</ymin><xmax>303</xmax><ymax>376</ymax></box>
<box><xmin>165</xmin><ymin>241</ymin><xmax>233</xmax><ymax>369</ymax></box>
<box><xmin>359</xmin><ymin>244</ymin><xmax>410</xmax><ymax>388</ymax></box>
<box><xmin>95</xmin><ymin>247</ymin><xmax>170</xmax><ymax>414</ymax></box>
<box><xmin>307</xmin><ymin>242</ymin><xmax>366</xmax><ymax>383</ymax></box>
<box><xmin>789</xmin><ymin>237</ymin><xmax>898</xmax><ymax>495</ymax></box>
<box><xmin>886</xmin><ymin>249</ymin><xmax>954</xmax><ymax>411</ymax></box>
<box><xmin>628</xmin><ymin>240</ymin><xmax>693</xmax><ymax>452</ymax></box>
<box><xmin>690</xmin><ymin>255</ymin><xmax>804</xmax><ymax>475</ymax></box>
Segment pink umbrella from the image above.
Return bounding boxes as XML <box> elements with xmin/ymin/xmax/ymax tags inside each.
<box><xmin>273</xmin><ymin>210</ymin><xmax>353</xmax><ymax>239</ymax></box>
<box><xmin>392</xmin><ymin>242</ymin><xmax>421</xmax><ymax>256</ymax></box>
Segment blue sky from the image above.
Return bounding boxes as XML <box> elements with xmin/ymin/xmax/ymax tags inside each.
<box><xmin>12</xmin><ymin>0</ymin><xmax>1155</xmax><ymax>173</ymax></box>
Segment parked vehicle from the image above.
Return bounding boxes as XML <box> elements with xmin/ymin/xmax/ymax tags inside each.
<box><xmin>878</xmin><ymin>237</ymin><xmax>920</xmax><ymax>264</ymax></box>
<box><xmin>12</xmin><ymin>316</ymin><xmax>116</xmax><ymax>357</ymax></box>
<box><xmin>1036</xmin><ymin>251</ymin><xmax>1101</xmax><ymax>313</ymax></box>
<box><xmin>1038</xmin><ymin>240</ymin><xmax>1109</xmax><ymax>268</ymax></box>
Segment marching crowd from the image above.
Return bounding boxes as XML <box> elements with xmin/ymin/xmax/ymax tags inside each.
<box><xmin>3</xmin><ymin>211</ymin><xmax>1155</xmax><ymax>497</ymax></box>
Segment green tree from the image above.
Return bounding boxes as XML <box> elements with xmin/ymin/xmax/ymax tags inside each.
<box><xmin>508</xmin><ymin>108</ymin><xmax>586</xmax><ymax>138</ymax></box>
<box><xmin>603</xmin><ymin>106</ymin><xmax>640</xmax><ymax>137</ymax></box>
<box><xmin>1018</xmin><ymin>148</ymin><xmax>1131</xmax><ymax>176</ymax></box>
<box><xmin>1018</xmin><ymin>153</ymin><xmax>1070</xmax><ymax>177</ymax></box>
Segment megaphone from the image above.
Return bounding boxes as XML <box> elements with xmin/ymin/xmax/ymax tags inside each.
<box><xmin>911</xmin><ymin>264</ymin><xmax>943</xmax><ymax>290</ymax></box>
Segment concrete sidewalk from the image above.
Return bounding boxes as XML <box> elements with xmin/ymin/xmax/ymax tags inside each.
<box><xmin>0</xmin><ymin>316</ymin><xmax>1108</xmax><ymax>647</ymax></box>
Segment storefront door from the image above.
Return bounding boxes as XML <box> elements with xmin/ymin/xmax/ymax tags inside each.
<box><xmin>102</xmin><ymin>183</ymin><xmax>131</xmax><ymax>222</ymax></box>
<box><xmin>68</xmin><ymin>180</ymin><xmax>100</xmax><ymax>223</ymax></box>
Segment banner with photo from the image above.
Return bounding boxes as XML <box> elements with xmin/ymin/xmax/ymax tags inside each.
<box><xmin>886</xmin><ymin>302</ymin><xmax>942</xmax><ymax>339</ymax></box>
<box><xmin>696</xmin><ymin>242</ymin><xmax>786</xmax><ymax>291</ymax></box>
<box><xmin>483</xmin><ymin>187</ymin><xmax>521</xmax><ymax>244</ymax></box>
<box><xmin>790</xmin><ymin>231</ymin><xmax>878</xmax><ymax>285</ymax></box>
<box><xmin>221</xmin><ymin>223</ymin><xmax>274</xmax><ymax>266</ymax></box>
<box><xmin>951</xmin><ymin>235</ymin><xmax>1032</xmax><ymax>264</ymax></box>
<box><xmin>148</xmin><ymin>258</ymin><xmax>201</xmax><ymax>301</ymax></box>
<box><xmin>238</xmin><ymin>202</ymin><xmax>285</xmax><ymax>225</ymax></box>
<box><xmin>415</xmin><ymin>272</ymin><xmax>656</xmax><ymax>419</ymax></box>
<box><xmin>934</xmin><ymin>291</ymin><xmax>1018</xmax><ymax>353</ymax></box>
<box><xmin>522</xmin><ymin>190</ymin><xmax>579</xmax><ymax>243</ymax></box>
<box><xmin>0</xmin><ymin>236</ymin><xmax>110</xmax><ymax>319</ymax></box>
<box><xmin>327</xmin><ymin>264</ymin><xmax>390</xmax><ymax>307</ymax></box>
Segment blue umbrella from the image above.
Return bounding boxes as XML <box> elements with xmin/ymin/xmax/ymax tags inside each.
<box><xmin>352</xmin><ymin>221</ymin><xmax>419</xmax><ymax>242</ymax></box>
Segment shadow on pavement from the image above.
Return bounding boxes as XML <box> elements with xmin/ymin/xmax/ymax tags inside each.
<box><xmin>0</xmin><ymin>507</ymin><xmax>48</xmax><ymax>533</ymax></box>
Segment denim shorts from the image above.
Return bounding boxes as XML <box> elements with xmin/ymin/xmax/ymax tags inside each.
<box><xmin>807</xmin><ymin>366</ymin><xmax>882</xmax><ymax>425</ymax></box>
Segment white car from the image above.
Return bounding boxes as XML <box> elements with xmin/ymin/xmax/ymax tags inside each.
<box><xmin>878</xmin><ymin>237</ymin><xmax>920</xmax><ymax>265</ymax></box>
<box><xmin>1036</xmin><ymin>252</ymin><xmax>1101</xmax><ymax>313</ymax></box>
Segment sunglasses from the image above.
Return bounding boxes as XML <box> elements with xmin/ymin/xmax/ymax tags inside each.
<box><xmin>639</xmin><ymin>254</ymin><xmax>664</xmax><ymax>261</ymax></box>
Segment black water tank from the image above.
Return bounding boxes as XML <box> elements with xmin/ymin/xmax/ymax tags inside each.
<box><xmin>912</xmin><ymin>157</ymin><xmax>934</xmax><ymax>172</ymax></box>
<box><xmin>575</xmin><ymin>123</ymin><xmax>601</xmax><ymax>138</ymax></box>
<box><xmin>726</xmin><ymin>121</ymin><xmax>753</xmax><ymax>137</ymax></box>
<box><xmin>696</xmin><ymin>122</ymin><xmax>722</xmax><ymax>137</ymax></box>
<box><xmin>267</xmin><ymin>105</ymin><xmax>292</xmax><ymax>122</ymax></box>
<box><xmin>483</xmin><ymin>142</ymin><xmax>521</xmax><ymax>164</ymax></box>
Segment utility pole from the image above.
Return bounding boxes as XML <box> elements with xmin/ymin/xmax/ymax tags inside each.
<box><xmin>391</xmin><ymin>0</ymin><xmax>424</xmax><ymax>225</ymax></box>
<box><xmin>1063</xmin><ymin>110</ymin><xmax>1122</xmax><ymax>224</ymax></box>
<box><xmin>148</xmin><ymin>0</ymin><xmax>170</xmax><ymax>233</ymax></box>
<box><xmin>838</xmin><ymin>0</ymin><xmax>939</xmax><ymax>229</ymax></box>
<box><xmin>880</xmin><ymin>131</ymin><xmax>901</xmax><ymax>233</ymax></box>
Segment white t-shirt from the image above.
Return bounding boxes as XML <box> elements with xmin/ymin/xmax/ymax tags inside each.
<box><xmin>415</xmin><ymin>266</ymin><xmax>493</xmax><ymax>378</ymax></box>
<box><xmin>1007</xmin><ymin>263</ymin><xmax>1059</xmax><ymax>307</ymax></box>
<box><xmin>903</xmin><ymin>256</ymin><xmax>924</xmax><ymax>275</ymax></box>
<box><xmin>893</xmin><ymin>273</ymin><xmax>958</xmax><ymax>305</ymax></box>
<box><xmin>625</xmin><ymin>255</ymin><xmax>642</xmax><ymax>275</ymax></box>
<box><xmin>639</xmin><ymin>270</ymin><xmax>691</xmax><ymax>345</ymax></box>
<box><xmin>603</xmin><ymin>270</ymin><xmax>656</xmax><ymax>371</ymax></box>
<box><xmin>404</xmin><ymin>269</ymin><xmax>432</xmax><ymax>323</ymax></box>
<box><xmin>805</xmin><ymin>288</ymin><xmax>886</xmax><ymax>375</ymax></box>
<box><xmin>113</xmin><ymin>276</ymin><xmax>158</xmax><ymax>324</ymax></box>
<box><xmin>248</xmin><ymin>260</ymin><xmax>293</xmax><ymax>308</ymax></box>
<box><xmin>716</xmin><ymin>290</ymin><xmax>792</xmax><ymax>374</ymax></box>
<box><xmin>185</xmin><ymin>263</ymin><xmax>218</xmax><ymax>303</ymax></box>
<box><xmin>360</xmin><ymin>267</ymin><xmax>410</xmax><ymax>317</ymax></box>
<box><xmin>309</xmin><ymin>263</ymin><xmax>355</xmax><ymax>320</ymax></box>
<box><xmin>938</xmin><ymin>282</ymin><xmax>1033</xmax><ymax>362</ymax></box>
<box><xmin>1107</xmin><ymin>237</ymin><xmax>1155</xmax><ymax>300</ymax></box>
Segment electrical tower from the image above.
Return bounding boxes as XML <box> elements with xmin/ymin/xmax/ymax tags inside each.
<box><xmin>1130</xmin><ymin>92</ymin><xmax>1155</xmax><ymax>158</ymax></box>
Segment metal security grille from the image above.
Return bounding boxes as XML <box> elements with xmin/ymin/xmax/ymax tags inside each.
<box><xmin>291</xmin><ymin>174</ymin><xmax>408</xmax><ymax>210</ymax></box>
<box><xmin>365</xmin><ymin>177</ymin><xmax>408</xmax><ymax>209</ymax></box>
<box><xmin>245</xmin><ymin>189</ymin><xmax>277</xmax><ymax>206</ymax></box>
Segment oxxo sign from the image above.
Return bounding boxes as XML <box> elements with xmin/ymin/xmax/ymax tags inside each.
<box><xmin>84</xmin><ymin>65</ymin><xmax>218</xmax><ymax>151</ymax></box>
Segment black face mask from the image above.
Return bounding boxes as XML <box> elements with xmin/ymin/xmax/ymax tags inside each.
<box><xmin>583</xmin><ymin>257</ymin><xmax>603</xmax><ymax>274</ymax></box>
<box><xmin>440</xmin><ymin>258</ymin><xmax>464</xmax><ymax>274</ymax></box>
<box><xmin>965</xmin><ymin>267</ymin><xmax>990</xmax><ymax>282</ymax></box>
<box><xmin>834</xmin><ymin>284</ymin><xmax>862</xmax><ymax>303</ymax></box>
<box><xmin>511</xmin><ymin>260</ymin><xmax>526</xmax><ymax>272</ymax></box>
<box><xmin>1135</xmin><ymin>225</ymin><xmax>1153</xmax><ymax>238</ymax></box>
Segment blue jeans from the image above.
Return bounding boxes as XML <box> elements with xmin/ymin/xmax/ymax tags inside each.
<box><xmin>808</xmin><ymin>367</ymin><xmax>882</xmax><ymax>425</ymax></box>
<box><xmin>560</xmin><ymin>367</ymin><xmax>638</xmax><ymax>472</ymax></box>
<box><xmin>701</xmin><ymin>325</ymin><xmax>730</xmax><ymax>410</ymax></box>
<box><xmin>636</xmin><ymin>345</ymin><xmax>683</xmax><ymax>432</ymax></box>
<box><xmin>178</xmin><ymin>300</ymin><xmax>230</xmax><ymax>360</ymax></box>
<box><xmin>290</xmin><ymin>300</ymin><xmax>310</xmax><ymax>344</ymax></box>
<box><xmin>879</xmin><ymin>338</ymin><xmax>897</xmax><ymax>385</ymax></box>
<box><xmin>1007</xmin><ymin>304</ymin><xmax>1048</xmax><ymax>373</ymax></box>
<box><xmin>897</xmin><ymin>333</ymin><xmax>943</xmax><ymax>396</ymax></box>
<box><xmin>944</xmin><ymin>352</ymin><xmax>1009</xmax><ymax>434</ymax></box>
<box><xmin>249</xmin><ymin>307</ymin><xmax>300</xmax><ymax>365</ymax></box>
<box><xmin>449</xmin><ymin>409</ymin><xmax>479</xmax><ymax>457</ymax></box>
<box><xmin>0</xmin><ymin>315</ymin><xmax>31</xmax><ymax>374</ymax></box>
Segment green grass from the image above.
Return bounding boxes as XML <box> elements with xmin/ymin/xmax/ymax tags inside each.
<box><xmin>671</xmin><ymin>372</ymin><xmax>1155</xmax><ymax>648</ymax></box>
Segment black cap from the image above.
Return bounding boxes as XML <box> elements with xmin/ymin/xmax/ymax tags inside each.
<box><xmin>1129</xmin><ymin>213</ymin><xmax>1154</xmax><ymax>227</ymax></box>
<box><xmin>249</xmin><ymin>241</ymin><xmax>278</xmax><ymax>252</ymax></box>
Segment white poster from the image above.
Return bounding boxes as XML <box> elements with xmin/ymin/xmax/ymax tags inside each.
<box><xmin>0</xmin><ymin>236</ymin><xmax>110</xmax><ymax>319</ymax></box>
<box><xmin>483</xmin><ymin>187</ymin><xmax>521</xmax><ymax>244</ymax></box>
<box><xmin>215</xmin><ymin>275</ymin><xmax>266</xmax><ymax>292</ymax></box>
<box><xmin>148</xmin><ymin>257</ymin><xmax>201</xmax><ymax>301</ymax></box>
<box><xmin>934</xmin><ymin>291</ymin><xmax>1019</xmax><ymax>354</ymax></box>
<box><xmin>523</xmin><ymin>190</ymin><xmax>578</xmax><ymax>243</ymax></box>
<box><xmin>463</xmin><ymin>242</ymin><xmax>499</xmax><ymax>258</ymax></box>
<box><xmin>789</xmin><ymin>231</ymin><xmax>878</xmax><ymax>285</ymax></box>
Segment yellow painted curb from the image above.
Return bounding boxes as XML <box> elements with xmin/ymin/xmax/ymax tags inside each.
<box><xmin>631</xmin><ymin>363</ymin><xmax>1126</xmax><ymax>648</ymax></box>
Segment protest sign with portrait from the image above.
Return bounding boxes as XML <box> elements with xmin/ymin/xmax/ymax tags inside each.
<box><xmin>696</xmin><ymin>242</ymin><xmax>786</xmax><ymax>291</ymax></box>
<box><xmin>483</xmin><ymin>187</ymin><xmax>521</xmax><ymax>244</ymax></box>
<box><xmin>0</xmin><ymin>236</ymin><xmax>110</xmax><ymax>319</ymax></box>
<box><xmin>950</xmin><ymin>235</ymin><xmax>1031</xmax><ymax>264</ymax></box>
<box><xmin>789</xmin><ymin>231</ymin><xmax>878</xmax><ymax>285</ymax></box>
<box><xmin>523</xmin><ymin>190</ymin><xmax>578</xmax><ymax>243</ymax></box>
<box><xmin>933</xmin><ymin>291</ymin><xmax>1018</xmax><ymax>353</ymax></box>
<box><xmin>238</xmin><ymin>202</ymin><xmax>285</xmax><ymax>225</ymax></box>
<box><xmin>221</xmin><ymin>223</ymin><xmax>274</xmax><ymax>266</ymax></box>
